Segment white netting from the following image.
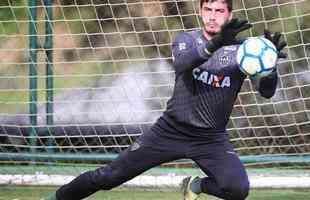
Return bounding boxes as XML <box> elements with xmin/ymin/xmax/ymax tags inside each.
<box><xmin>0</xmin><ymin>0</ymin><xmax>309</xmax><ymax>175</ymax></box>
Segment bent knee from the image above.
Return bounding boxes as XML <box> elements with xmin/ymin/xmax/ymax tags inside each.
<box><xmin>230</xmin><ymin>185</ymin><xmax>249</xmax><ymax>200</ymax></box>
<box><xmin>222</xmin><ymin>182</ymin><xmax>249</xmax><ymax>200</ymax></box>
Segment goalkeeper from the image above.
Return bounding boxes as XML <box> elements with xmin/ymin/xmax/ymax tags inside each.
<box><xmin>45</xmin><ymin>0</ymin><xmax>287</xmax><ymax>200</ymax></box>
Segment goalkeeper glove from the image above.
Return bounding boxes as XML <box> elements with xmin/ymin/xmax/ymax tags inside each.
<box><xmin>264</xmin><ymin>29</ymin><xmax>287</xmax><ymax>59</ymax></box>
<box><xmin>205</xmin><ymin>18</ymin><xmax>252</xmax><ymax>55</ymax></box>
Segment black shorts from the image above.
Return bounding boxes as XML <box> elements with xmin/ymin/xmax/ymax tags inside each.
<box><xmin>56</xmin><ymin>126</ymin><xmax>249</xmax><ymax>200</ymax></box>
<box><xmin>125</xmin><ymin>127</ymin><xmax>248</xmax><ymax>188</ymax></box>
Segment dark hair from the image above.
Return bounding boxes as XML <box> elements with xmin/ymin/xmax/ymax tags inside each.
<box><xmin>200</xmin><ymin>0</ymin><xmax>232</xmax><ymax>12</ymax></box>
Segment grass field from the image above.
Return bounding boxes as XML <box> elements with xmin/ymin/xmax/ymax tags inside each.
<box><xmin>1</xmin><ymin>186</ymin><xmax>310</xmax><ymax>200</ymax></box>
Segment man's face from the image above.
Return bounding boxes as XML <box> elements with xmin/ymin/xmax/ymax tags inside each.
<box><xmin>200</xmin><ymin>1</ymin><xmax>232</xmax><ymax>39</ymax></box>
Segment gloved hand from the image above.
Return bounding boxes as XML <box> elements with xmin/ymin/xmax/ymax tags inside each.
<box><xmin>264</xmin><ymin>29</ymin><xmax>287</xmax><ymax>59</ymax></box>
<box><xmin>206</xmin><ymin>18</ymin><xmax>252</xmax><ymax>54</ymax></box>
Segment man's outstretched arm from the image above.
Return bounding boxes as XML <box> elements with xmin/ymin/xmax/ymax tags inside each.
<box><xmin>254</xmin><ymin>30</ymin><xmax>287</xmax><ymax>99</ymax></box>
<box><xmin>171</xmin><ymin>32</ymin><xmax>211</xmax><ymax>74</ymax></box>
<box><xmin>172</xmin><ymin>18</ymin><xmax>252</xmax><ymax>74</ymax></box>
<box><xmin>256</xmin><ymin>70</ymin><xmax>278</xmax><ymax>98</ymax></box>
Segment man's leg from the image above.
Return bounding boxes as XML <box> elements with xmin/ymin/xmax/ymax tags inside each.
<box><xmin>51</xmin><ymin>132</ymin><xmax>185</xmax><ymax>200</ymax></box>
<box><xmin>190</xmin><ymin>141</ymin><xmax>249</xmax><ymax>200</ymax></box>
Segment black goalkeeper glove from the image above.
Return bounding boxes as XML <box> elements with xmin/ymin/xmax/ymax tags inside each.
<box><xmin>205</xmin><ymin>18</ymin><xmax>252</xmax><ymax>55</ymax></box>
<box><xmin>264</xmin><ymin>29</ymin><xmax>287</xmax><ymax>59</ymax></box>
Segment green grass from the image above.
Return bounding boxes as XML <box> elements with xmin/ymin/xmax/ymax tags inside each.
<box><xmin>1</xmin><ymin>186</ymin><xmax>310</xmax><ymax>200</ymax></box>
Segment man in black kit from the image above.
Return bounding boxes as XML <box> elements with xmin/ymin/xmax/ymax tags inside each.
<box><xmin>45</xmin><ymin>0</ymin><xmax>287</xmax><ymax>200</ymax></box>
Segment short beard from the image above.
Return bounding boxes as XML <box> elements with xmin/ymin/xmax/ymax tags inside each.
<box><xmin>204</xmin><ymin>27</ymin><xmax>218</xmax><ymax>38</ymax></box>
<box><xmin>206</xmin><ymin>30</ymin><xmax>217</xmax><ymax>36</ymax></box>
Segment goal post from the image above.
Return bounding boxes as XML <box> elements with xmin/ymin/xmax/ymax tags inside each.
<box><xmin>0</xmin><ymin>0</ymin><xmax>310</xmax><ymax>188</ymax></box>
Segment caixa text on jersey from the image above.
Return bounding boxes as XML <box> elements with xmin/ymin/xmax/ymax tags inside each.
<box><xmin>192</xmin><ymin>68</ymin><xmax>231</xmax><ymax>88</ymax></box>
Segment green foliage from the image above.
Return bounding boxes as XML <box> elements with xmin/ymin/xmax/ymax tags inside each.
<box><xmin>0</xmin><ymin>0</ymin><xmax>27</xmax><ymax>35</ymax></box>
<box><xmin>0</xmin><ymin>0</ymin><xmax>27</xmax><ymax>20</ymax></box>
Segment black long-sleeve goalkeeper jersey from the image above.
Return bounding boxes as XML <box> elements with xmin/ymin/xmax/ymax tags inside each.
<box><xmin>151</xmin><ymin>30</ymin><xmax>278</xmax><ymax>139</ymax></box>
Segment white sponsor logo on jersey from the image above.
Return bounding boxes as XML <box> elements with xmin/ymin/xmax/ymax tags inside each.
<box><xmin>223</xmin><ymin>46</ymin><xmax>237</xmax><ymax>51</ymax></box>
<box><xmin>178</xmin><ymin>42</ymin><xmax>187</xmax><ymax>50</ymax></box>
<box><xmin>219</xmin><ymin>55</ymin><xmax>229</xmax><ymax>65</ymax></box>
<box><xmin>192</xmin><ymin>68</ymin><xmax>231</xmax><ymax>88</ymax></box>
<box><xmin>129</xmin><ymin>141</ymin><xmax>141</xmax><ymax>151</ymax></box>
<box><xmin>197</xmin><ymin>38</ymin><xmax>203</xmax><ymax>44</ymax></box>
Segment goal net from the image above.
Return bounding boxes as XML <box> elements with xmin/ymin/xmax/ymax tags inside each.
<box><xmin>0</xmin><ymin>0</ymin><xmax>310</xmax><ymax>188</ymax></box>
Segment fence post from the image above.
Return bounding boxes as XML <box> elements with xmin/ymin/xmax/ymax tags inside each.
<box><xmin>44</xmin><ymin>0</ymin><xmax>54</xmax><ymax>151</ymax></box>
<box><xmin>28</xmin><ymin>0</ymin><xmax>38</xmax><ymax>155</ymax></box>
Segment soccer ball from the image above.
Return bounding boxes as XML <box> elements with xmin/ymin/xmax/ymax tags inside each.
<box><xmin>237</xmin><ymin>37</ymin><xmax>278</xmax><ymax>77</ymax></box>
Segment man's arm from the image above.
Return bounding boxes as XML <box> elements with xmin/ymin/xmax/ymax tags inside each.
<box><xmin>171</xmin><ymin>32</ymin><xmax>211</xmax><ymax>74</ymax></box>
<box><xmin>252</xmin><ymin>70</ymin><xmax>278</xmax><ymax>99</ymax></box>
<box><xmin>172</xmin><ymin>19</ymin><xmax>252</xmax><ymax>74</ymax></box>
<box><xmin>253</xmin><ymin>30</ymin><xmax>287</xmax><ymax>99</ymax></box>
